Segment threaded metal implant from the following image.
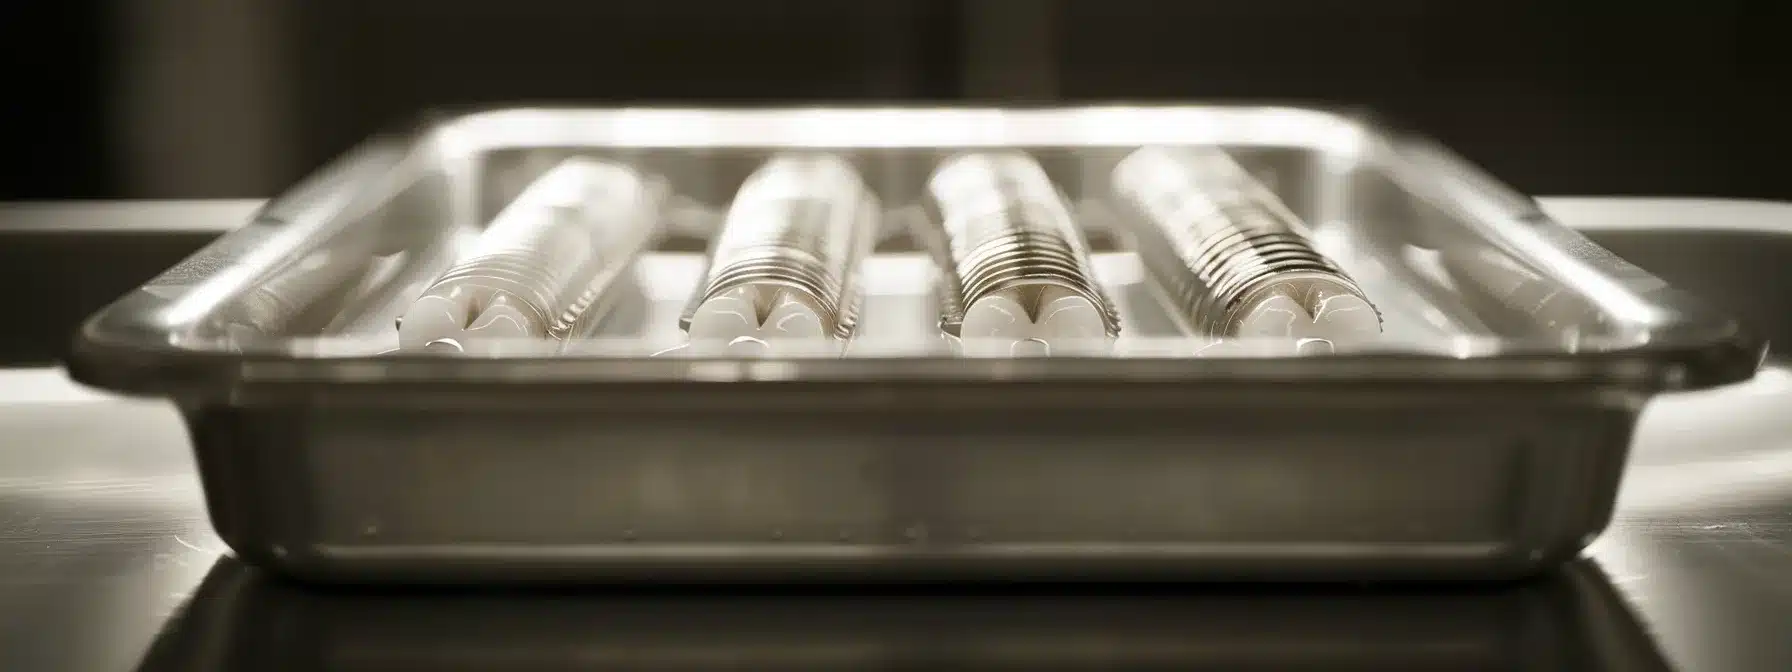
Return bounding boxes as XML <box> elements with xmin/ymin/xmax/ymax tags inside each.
<box><xmin>680</xmin><ymin>154</ymin><xmax>877</xmax><ymax>348</ymax></box>
<box><xmin>397</xmin><ymin>158</ymin><xmax>662</xmax><ymax>349</ymax></box>
<box><xmin>927</xmin><ymin>152</ymin><xmax>1119</xmax><ymax>353</ymax></box>
<box><xmin>1110</xmin><ymin>145</ymin><xmax>1381</xmax><ymax>341</ymax></box>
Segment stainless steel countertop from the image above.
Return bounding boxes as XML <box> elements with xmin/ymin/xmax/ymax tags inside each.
<box><xmin>2</xmin><ymin>198</ymin><xmax>1789</xmax><ymax>671</ymax></box>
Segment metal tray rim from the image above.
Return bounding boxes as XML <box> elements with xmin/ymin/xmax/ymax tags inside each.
<box><xmin>67</xmin><ymin>105</ymin><xmax>1765</xmax><ymax>401</ymax></box>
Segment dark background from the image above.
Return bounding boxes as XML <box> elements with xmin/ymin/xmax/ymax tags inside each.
<box><xmin>3</xmin><ymin>0</ymin><xmax>1788</xmax><ymax>202</ymax></box>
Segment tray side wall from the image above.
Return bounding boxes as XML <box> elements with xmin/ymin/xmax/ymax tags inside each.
<box><xmin>186</xmin><ymin>399</ymin><xmax>1635</xmax><ymax>583</ymax></box>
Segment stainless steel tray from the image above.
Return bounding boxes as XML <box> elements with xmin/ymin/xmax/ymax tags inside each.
<box><xmin>69</xmin><ymin>106</ymin><xmax>1763</xmax><ymax>583</ymax></box>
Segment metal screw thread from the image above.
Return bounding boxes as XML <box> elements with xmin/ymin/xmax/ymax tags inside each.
<box><xmin>430</xmin><ymin>247</ymin><xmax>579</xmax><ymax>329</ymax></box>
<box><xmin>417</xmin><ymin>159</ymin><xmax>660</xmax><ymax>337</ymax></box>
<box><xmin>1112</xmin><ymin>146</ymin><xmax>1376</xmax><ymax>336</ymax></box>
<box><xmin>685</xmin><ymin>154</ymin><xmax>877</xmax><ymax>338</ymax></box>
<box><xmin>927</xmin><ymin>152</ymin><xmax>1119</xmax><ymax>336</ymax></box>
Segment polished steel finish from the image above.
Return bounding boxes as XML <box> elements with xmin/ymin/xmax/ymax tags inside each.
<box><xmin>1111</xmin><ymin>145</ymin><xmax>1379</xmax><ymax>340</ymax></box>
<box><xmin>926</xmin><ymin>151</ymin><xmax>1120</xmax><ymax>341</ymax></box>
<box><xmin>210</xmin><ymin>240</ymin><xmax>375</xmax><ymax>344</ymax></box>
<box><xmin>7</xmin><ymin>199</ymin><xmax>1791</xmax><ymax>671</ymax></box>
<box><xmin>679</xmin><ymin>154</ymin><xmax>876</xmax><ymax>341</ymax></box>
<box><xmin>63</xmin><ymin>108</ymin><xmax>1764</xmax><ymax>583</ymax></box>
<box><xmin>134</xmin><ymin>558</ymin><xmax>1669</xmax><ymax>671</ymax></box>
<box><xmin>398</xmin><ymin>158</ymin><xmax>662</xmax><ymax>349</ymax></box>
<box><xmin>136</xmin><ymin>145</ymin><xmax>419</xmax><ymax>347</ymax></box>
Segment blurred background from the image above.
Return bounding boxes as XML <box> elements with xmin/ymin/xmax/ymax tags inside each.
<box><xmin>4</xmin><ymin>0</ymin><xmax>1788</xmax><ymax>202</ymax></box>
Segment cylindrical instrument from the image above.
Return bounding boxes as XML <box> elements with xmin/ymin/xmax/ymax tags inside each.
<box><xmin>928</xmin><ymin>151</ymin><xmax>1118</xmax><ymax>356</ymax></box>
<box><xmin>396</xmin><ymin>158</ymin><xmax>662</xmax><ymax>351</ymax></box>
<box><xmin>1110</xmin><ymin>145</ymin><xmax>1381</xmax><ymax>342</ymax></box>
<box><xmin>680</xmin><ymin>154</ymin><xmax>877</xmax><ymax>356</ymax></box>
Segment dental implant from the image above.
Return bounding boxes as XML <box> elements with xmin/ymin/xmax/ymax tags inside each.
<box><xmin>927</xmin><ymin>151</ymin><xmax>1119</xmax><ymax>357</ymax></box>
<box><xmin>396</xmin><ymin>158</ymin><xmax>663</xmax><ymax>351</ymax></box>
<box><xmin>680</xmin><ymin>154</ymin><xmax>877</xmax><ymax>356</ymax></box>
<box><xmin>1110</xmin><ymin>145</ymin><xmax>1381</xmax><ymax>344</ymax></box>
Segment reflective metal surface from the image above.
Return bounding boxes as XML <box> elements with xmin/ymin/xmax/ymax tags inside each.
<box><xmin>3</xmin><ymin>362</ymin><xmax>1788</xmax><ymax>670</ymax></box>
<box><xmin>927</xmin><ymin>151</ymin><xmax>1119</xmax><ymax>352</ymax></box>
<box><xmin>55</xmin><ymin>108</ymin><xmax>1767</xmax><ymax>583</ymax></box>
<box><xmin>679</xmin><ymin>153</ymin><xmax>876</xmax><ymax>350</ymax></box>
<box><xmin>2</xmin><ymin>198</ymin><xmax>1788</xmax><ymax>669</ymax></box>
<box><xmin>132</xmin><ymin>557</ymin><xmax>1671</xmax><ymax>671</ymax></box>
<box><xmin>1110</xmin><ymin>144</ymin><xmax>1380</xmax><ymax>342</ymax></box>
<box><xmin>72</xmin><ymin>107</ymin><xmax>1759</xmax><ymax>382</ymax></box>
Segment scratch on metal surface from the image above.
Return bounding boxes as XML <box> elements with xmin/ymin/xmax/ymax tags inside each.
<box><xmin>1606</xmin><ymin>571</ymin><xmax>1653</xmax><ymax>586</ymax></box>
<box><xmin>171</xmin><ymin>535</ymin><xmax>210</xmax><ymax>555</ymax></box>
